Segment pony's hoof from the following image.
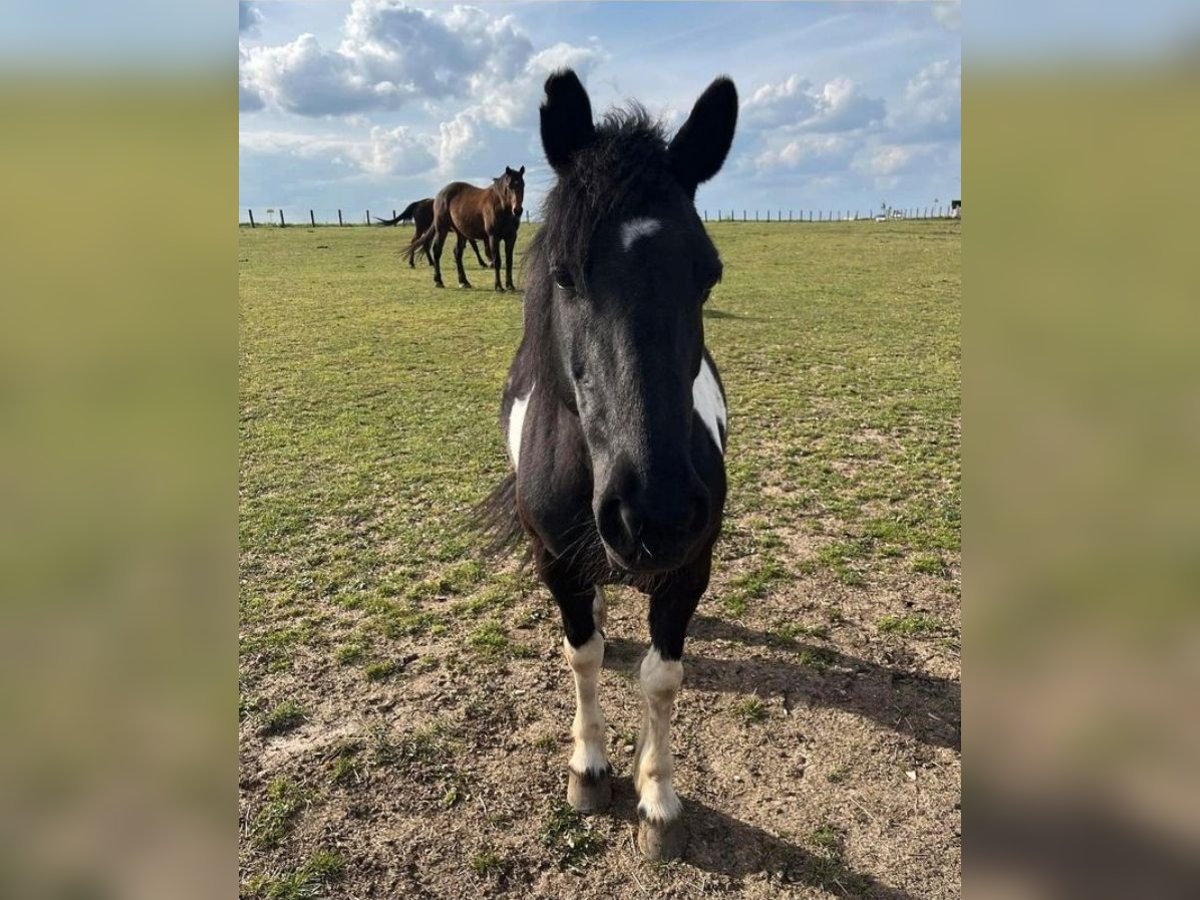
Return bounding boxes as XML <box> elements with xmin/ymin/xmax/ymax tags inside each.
<box><xmin>638</xmin><ymin>815</ymin><xmax>686</xmax><ymax>861</ymax></box>
<box><xmin>459</xmin><ymin>281</ymin><xmax>472</xmax><ymax>290</ymax></box>
<box><xmin>494</xmin><ymin>285</ymin><xmax>506</xmax><ymax>294</ymax></box>
<box><xmin>567</xmin><ymin>767</ymin><xmax>612</xmax><ymax>815</ymax></box>
<box><xmin>433</xmin><ymin>281</ymin><xmax>444</xmax><ymax>289</ymax></box>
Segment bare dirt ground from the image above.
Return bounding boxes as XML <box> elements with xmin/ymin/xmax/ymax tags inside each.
<box><xmin>241</xmin><ymin>571</ymin><xmax>960</xmax><ymax>899</ymax></box>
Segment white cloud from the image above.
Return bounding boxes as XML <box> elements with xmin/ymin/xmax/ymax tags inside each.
<box><xmin>742</xmin><ymin>74</ymin><xmax>884</xmax><ymax>132</ymax></box>
<box><xmin>527</xmin><ymin>40</ymin><xmax>607</xmax><ymax>80</ymax></box>
<box><xmin>858</xmin><ymin>144</ymin><xmax>915</xmax><ymax>177</ymax></box>
<box><xmin>430</xmin><ymin>37</ymin><xmax>606</xmax><ymax>171</ymax></box>
<box><xmin>753</xmin><ymin>133</ymin><xmax>852</xmax><ymax>173</ymax></box>
<box><xmin>239</xmin><ymin>44</ymin><xmax>265</xmax><ymax>112</ymax></box>
<box><xmin>931</xmin><ymin>1</ymin><xmax>961</xmax><ymax>32</ymax></box>
<box><xmin>240</xmin><ymin>0</ymin><xmax>540</xmax><ymax>117</ymax></box>
<box><xmin>239</xmin><ymin>1</ymin><xmax>262</xmax><ymax>36</ymax></box>
<box><xmin>239</xmin><ymin>126</ymin><xmax>437</xmax><ymax>177</ymax></box>
<box><xmin>889</xmin><ymin>59</ymin><xmax>960</xmax><ymax>140</ymax></box>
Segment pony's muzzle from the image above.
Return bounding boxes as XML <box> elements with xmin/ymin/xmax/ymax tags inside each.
<box><xmin>595</xmin><ymin>465</ymin><xmax>710</xmax><ymax>573</ymax></box>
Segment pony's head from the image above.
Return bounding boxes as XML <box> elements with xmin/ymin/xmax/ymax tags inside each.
<box><xmin>534</xmin><ymin>69</ymin><xmax>737</xmax><ymax>574</ymax></box>
<box><xmin>496</xmin><ymin>165</ymin><xmax>525</xmax><ymax>217</ymax></box>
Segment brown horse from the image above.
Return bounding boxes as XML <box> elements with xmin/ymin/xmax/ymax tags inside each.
<box><xmin>382</xmin><ymin>199</ymin><xmax>490</xmax><ymax>269</ymax></box>
<box><xmin>424</xmin><ymin>166</ymin><xmax>524</xmax><ymax>292</ymax></box>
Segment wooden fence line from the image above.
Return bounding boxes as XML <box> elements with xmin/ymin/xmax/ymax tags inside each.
<box><xmin>242</xmin><ymin>207</ymin><xmax>958</xmax><ymax>227</ymax></box>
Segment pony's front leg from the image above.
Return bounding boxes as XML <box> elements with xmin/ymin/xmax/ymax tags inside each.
<box><xmin>542</xmin><ymin>557</ymin><xmax>611</xmax><ymax>813</ymax></box>
<box><xmin>634</xmin><ymin>563</ymin><xmax>707</xmax><ymax>860</ymax></box>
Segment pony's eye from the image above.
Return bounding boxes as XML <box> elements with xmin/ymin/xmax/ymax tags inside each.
<box><xmin>552</xmin><ymin>266</ymin><xmax>575</xmax><ymax>291</ymax></box>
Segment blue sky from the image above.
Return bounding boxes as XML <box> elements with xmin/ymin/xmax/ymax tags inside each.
<box><xmin>239</xmin><ymin>1</ymin><xmax>962</xmax><ymax>218</ymax></box>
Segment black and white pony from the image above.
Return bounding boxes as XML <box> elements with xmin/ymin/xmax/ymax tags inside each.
<box><xmin>482</xmin><ymin>69</ymin><xmax>737</xmax><ymax>860</ymax></box>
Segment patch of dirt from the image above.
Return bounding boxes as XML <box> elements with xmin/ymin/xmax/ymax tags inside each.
<box><xmin>239</xmin><ymin>555</ymin><xmax>960</xmax><ymax>898</ymax></box>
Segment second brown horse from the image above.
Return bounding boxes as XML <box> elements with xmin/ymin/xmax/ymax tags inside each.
<box><xmin>425</xmin><ymin>166</ymin><xmax>524</xmax><ymax>292</ymax></box>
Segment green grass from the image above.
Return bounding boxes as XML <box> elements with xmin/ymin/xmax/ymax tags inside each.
<box><xmin>468</xmin><ymin>620</ymin><xmax>534</xmax><ymax>659</ymax></box>
<box><xmin>259</xmin><ymin>700</ymin><xmax>307</xmax><ymax>736</ymax></box>
<box><xmin>243</xmin><ymin>849</ymin><xmax>344</xmax><ymax>899</ymax></box>
<box><xmin>249</xmin><ymin>777</ymin><xmax>307</xmax><ymax>849</ymax></box>
<box><xmin>469</xmin><ymin>850</ymin><xmax>506</xmax><ymax>877</ymax></box>
<box><xmin>364</xmin><ymin>659</ymin><xmax>399</xmax><ymax>681</ymax></box>
<box><xmin>722</xmin><ymin>556</ymin><xmax>789</xmax><ymax>616</ymax></box>
<box><xmin>877</xmin><ymin>613</ymin><xmax>943</xmax><ymax>636</ymax></box>
<box><xmin>541</xmin><ymin>799</ymin><xmax>604</xmax><ymax>870</ymax></box>
<box><xmin>768</xmin><ymin>621</ymin><xmax>830</xmax><ymax>644</ymax></box>
<box><xmin>733</xmin><ymin>696</ymin><xmax>768</xmax><ymax>724</ymax></box>
<box><xmin>239</xmin><ymin>217</ymin><xmax>959</xmax><ymax>700</ymax></box>
<box><xmin>796</xmin><ymin>646</ymin><xmax>835</xmax><ymax>672</ymax></box>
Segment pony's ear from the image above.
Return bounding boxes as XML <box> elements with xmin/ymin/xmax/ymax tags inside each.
<box><xmin>519</xmin><ymin>165</ymin><xmax>525</xmax><ymax>176</ymax></box>
<box><xmin>540</xmin><ymin>69</ymin><xmax>595</xmax><ymax>174</ymax></box>
<box><xmin>505</xmin><ymin>166</ymin><xmax>514</xmax><ymax>176</ymax></box>
<box><xmin>668</xmin><ymin>76</ymin><xmax>738</xmax><ymax>196</ymax></box>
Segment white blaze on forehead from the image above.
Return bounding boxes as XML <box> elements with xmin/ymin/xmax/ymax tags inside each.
<box><xmin>620</xmin><ymin>217</ymin><xmax>662</xmax><ymax>251</ymax></box>
<box><xmin>692</xmin><ymin>358</ymin><xmax>726</xmax><ymax>453</ymax></box>
<box><xmin>507</xmin><ymin>385</ymin><xmax>533</xmax><ymax>468</ymax></box>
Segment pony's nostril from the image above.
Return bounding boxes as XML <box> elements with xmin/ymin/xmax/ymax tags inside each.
<box><xmin>619</xmin><ymin>502</ymin><xmax>640</xmax><ymax>544</ymax></box>
<box><xmin>597</xmin><ymin>495</ymin><xmax>634</xmax><ymax>558</ymax></box>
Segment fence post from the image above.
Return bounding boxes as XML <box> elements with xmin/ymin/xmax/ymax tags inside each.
<box><xmin>755</xmin><ymin>210</ymin><xmax>759</xmax><ymax>221</ymax></box>
<box><xmin>366</xmin><ymin>210</ymin><xmax>370</xmax><ymax>225</ymax></box>
<box><xmin>742</xmin><ymin>210</ymin><xmax>746</xmax><ymax>222</ymax></box>
<box><xmin>248</xmin><ymin>209</ymin><xmax>255</xmax><ymax>228</ymax></box>
<box><xmin>392</xmin><ymin>209</ymin><xmax>396</xmax><ymax>220</ymax></box>
<box><xmin>310</xmin><ymin>209</ymin><xmax>316</xmax><ymax>227</ymax></box>
<box><xmin>338</xmin><ymin>209</ymin><xmax>343</xmax><ymax>226</ymax></box>
<box><xmin>704</xmin><ymin>209</ymin><xmax>707</xmax><ymax>222</ymax></box>
<box><xmin>279</xmin><ymin>209</ymin><xmax>285</xmax><ymax>227</ymax></box>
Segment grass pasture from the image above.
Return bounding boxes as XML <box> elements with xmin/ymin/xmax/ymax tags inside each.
<box><xmin>239</xmin><ymin>220</ymin><xmax>960</xmax><ymax>898</ymax></box>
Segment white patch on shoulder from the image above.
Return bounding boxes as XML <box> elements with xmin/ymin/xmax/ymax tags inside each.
<box><xmin>507</xmin><ymin>385</ymin><xmax>533</xmax><ymax>468</ymax></box>
<box><xmin>692</xmin><ymin>357</ymin><xmax>726</xmax><ymax>453</ymax></box>
<box><xmin>620</xmin><ymin>217</ymin><xmax>662</xmax><ymax>251</ymax></box>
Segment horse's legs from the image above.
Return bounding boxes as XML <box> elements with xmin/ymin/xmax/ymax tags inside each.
<box><xmin>633</xmin><ymin>559</ymin><xmax>708</xmax><ymax>860</ymax></box>
<box><xmin>491</xmin><ymin>233</ymin><xmax>504</xmax><ymax>292</ymax></box>
<box><xmin>504</xmin><ymin>236</ymin><xmax>517</xmax><ymax>290</ymax></box>
<box><xmin>540</xmin><ymin>553</ymin><xmax>611</xmax><ymax>813</ymax></box>
<box><xmin>431</xmin><ymin>223</ymin><xmax>447</xmax><ymax>288</ymax></box>
<box><xmin>453</xmin><ymin>232</ymin><xmax>471</xmax><ymax>288</ymax></box>
<box><xmin>471</xmin><ymin>238</ymin><xmax>489</xmax><ymax>269</ymax></box>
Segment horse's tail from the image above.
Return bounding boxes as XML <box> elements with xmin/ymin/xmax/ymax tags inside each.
<box><xmin>405</xmin><ymin>221</ymin><xmax>436</xmax><ymax>266</ymax></box>
<box><xmin>471</xmin><ymin>472</ymin><xmax>528</xmax><ymax>563</ymax></box>
<box><xmin>395</xmin><ymin>200</ymin><xmax>423</xmax><ymax>223</ymax></box>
